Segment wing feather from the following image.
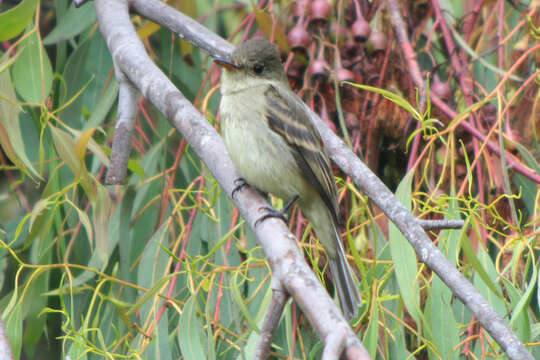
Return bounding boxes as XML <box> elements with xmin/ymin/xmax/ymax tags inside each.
<box><xmin>264</xmin><ymin>85</ymin><xmax>340</xmax><ymax>224</ymax></box>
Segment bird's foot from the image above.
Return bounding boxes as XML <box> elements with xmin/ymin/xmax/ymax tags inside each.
<box><xmin>231</xmin><ymin>178</ymin><xmax>248</xmax><ymax>199</ymax></box>
<box><xmin>255</xmin><ymin>195</ymin><xmax>299</xmax><ymax>227</ymax></box>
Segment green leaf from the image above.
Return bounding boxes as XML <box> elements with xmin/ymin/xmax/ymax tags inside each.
<box><xmin>343</xmin><ymin>82</ymin><xmax>422</xmax><ymax>121</ymax></box>
<box><xmin>507</xmin><ymin>250</ymin><xmax>537</xmax><ymax>335</ymax></box>
<box><xmin>461</xmin><ymin>230</ymin><xmax>504</xmax><ymax>299</ymax></box>
<box><xmin>11</xmin><ymin>30</ymin><xmax>53</xmax><ymax>104</ymax></box>
<box><xmin>83</xmin><ymin>79</ymin><xmax>119</xmax><ymax>130</ymax></box>
<box><xmin>0</xmin><ymin>0</ymin><xmax>38</xmax><ymax>41</ymax></box>
<box><xmin>43</xmin><ymin>2</ymin><xmax>97</xmax><ymax>45</ymax></box>
<box><xmin>427</xmin><ymin>277</ymin><xmax>460</xmax><ymax>359</ymax></box>
<box><xmin>500</xmin><ymin>276</ymin><xmax>531</xmax><ymax>343</ymax></box>
<box><xmin>0</xmin><ymin>70</ymin><xmax>40</xmax><ymax>179</ymax></box>
<box><xmin>50</xmin><ymin>125</ymin><xmax>96</xmax><ymax>200</ymax></box>
<box><xmin>118</xmin><ymin>185</ymin><xmax>137</xmax><ymax>301</ymax></box>
<box><xmin>21</xmin><ymin>254</ymin><xmax>51</xmax><ymax>359</ymax></box>
<box><xmin>179</xmin><ymin>295</ymin><xmax>207</xmax><ymax>359</ymax></box>
<box><xmin>363</xmin><ymin>298</ymin><xmax>379</xmax><ymax>358</ymax></box>
<box><xmin>450</xmin><ymin>25</ymin><xmax>523</xmax><ymax>82</ymax></box>
<box><xmin>134</xmin><ymin>222</ymin><xmax>170</xmax><ymax>318</ymax></box>
<box><xmin>127</xmin><ymin>274</ymin><xmax>174</xmax><ymax>317</ymax></box>
<box><xmin>231</xmin><ymin>268</ymin><xmax>259</xmax><ymax>334</ymax></box>
<box><xmin>388</xmin><ymin>171</ymin><xmax>422</xmax><ymax>325</ymax></box>
<box><xmin>147</xmin><ymin>307</ymin><xmax>172</xmax><ymax>360</ymax></box>
<box><xmin>65</xmin><ymin>198</ymin><xmax>94</xmax><ymax>249</ymax></box>
<box><xmin>204</xmin><ymin>293</ymin><xmax>216</xmax><ymax>360</ymax></box>
<box><xmin>472</xmin><ymin>247</ymin><xmax>507</xmax><ymax>315</ymax></box>
<box><xmin>6</xmin><ymin>304</ymin><xmax>22</xmax><ymax>360</ymax></box>
<box><xmin>68</xmin><ymin>127</ymin><xmax>110</xmax><ymax>167</ymax></box>
<box><xmin>511</xmin><ymin>141</ymin><xmax>540</xmax><ymax>175</ymax></box>
<box><xmin>59</xmin><ymin>30</ymin><xmax>113</xmax><ymax>129</ymax></box>
<box><xmin>93</xmin><ymin>184</ymin><xmax>112</xmax><ymax>263</ymax></box>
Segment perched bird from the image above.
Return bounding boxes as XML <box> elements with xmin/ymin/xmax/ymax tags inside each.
<box><xmin>215</xmin><ymin>39</ymin><xmax>361</xmax><ymax>320</ymax></box>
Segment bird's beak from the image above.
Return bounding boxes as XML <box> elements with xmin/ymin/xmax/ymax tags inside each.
<box><xmin>214</xmin><ymin>57</ymin><xmax>240</xmax><ymax>71</ymax></box>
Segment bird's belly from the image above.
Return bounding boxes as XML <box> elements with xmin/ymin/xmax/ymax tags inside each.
<box><xmin>221</xmin><ymin>97</ymin><xmax>305</xmax><ymax>200</ymax></box>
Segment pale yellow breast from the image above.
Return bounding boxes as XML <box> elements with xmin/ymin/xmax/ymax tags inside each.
<box><xmin>220</xmin><ymin>88</ymin><xmax>309</xmax><ymax>201</ymax></box>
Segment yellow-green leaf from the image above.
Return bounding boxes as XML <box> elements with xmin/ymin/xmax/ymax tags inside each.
<box><xmin>75</xmin><ymin>128</ymin><xmax>96</xmax><ymax>161</ymax></box>
<box><xmin>0</xmin><ymin>70</ymin><xmax>40</xmax><ymax>179</ymax></box>
<box><xmin>50</xmin><ymin>125</ymin><xmax>96</xmax><ymax>200</ymax></box>
<box><xmin>253</xmin><ymin>5</ymin><xmax>290</xmax><ymax>53</ymax></box>
<box><xmin>0</xmin><ymin>0</ymin><xmax>38</xmax><ymax>41</ymax></box>
<box><xmin>12</xmin><ymin>30</ymin><xmax>53</xmax><ymax>104</ymax></box>
<box><xmin>93</xmin><ymin>184</ymin><xmax>111</xmax><ymax>262</ymax></box>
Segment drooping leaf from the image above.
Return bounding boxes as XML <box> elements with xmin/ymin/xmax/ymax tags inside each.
<box><xmin>43</xmin><ymin>2</ymin><xmax>96</xmax><ymax>45</ymax></box>
<box><xmin>0</xmin><ymin>70</ymin><xmax>40</xmax><ymax>179</ymax></box>
<box><xmin>253</xmin><ymin>5</ymin><xmax>290</xmax><ymax>53</ymax></box>
<box><xmin>388</xmin><ymin>171</ymin><xmax>422</xmax><ymax>325</ymax></box>
<box><xmin>179</xmin><ymin>295</ymin><xmax>207</xmax><ymax>359</ymax></box>
<box><xmin>59</xmin><ymin>30</ymin><xmax>113</xmax><ymax>129</ymax></box>
<box><xmin>12</xmin><ymin>30</ymin><xmax>53</xmax><ymax>104</ymax></box>
<box><xmin>0</xmin><ymin>0</ymin><xmax>38</xmax><ymax>41</ymax></box>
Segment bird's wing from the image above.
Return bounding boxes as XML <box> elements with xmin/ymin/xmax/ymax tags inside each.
<box><xmin>264</xmin><ymin>84</ymin><xmax>340</xmax><ymax>222</ymax></box>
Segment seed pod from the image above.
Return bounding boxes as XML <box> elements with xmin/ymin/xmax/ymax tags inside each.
<box><xmin>308</xmin><ymin>58</ymin><xmax>329</xmax><ymax>80</ymax></box>
<box><xmin>337</xmin><ymin>67</ymin><xmax>355</xmax><ymax>83</ymax></box>
<box><xmin>367</xmin><ymin>30</ymin><xmax>387</xmax><ymax>53</ymax></box>
<box><xmin>431</xmin><ymin>74</ymin><xmax>451</xmax><ymax>100</ymax></box>
<box><xmin>293</xmin><ymin>0</ymin><xmax>311</xmax><ymax>20</ymax></box>
<box><xmin>310</xmin><ymin>0</ymin><xmax>331</xmax><ymax>24</ymax></box>
<box><xmin>288</xmin><ymin>24</ymin><xmax>311</xmax><ymax>52</ymax></box>
<box><xmin>352</xmin><ymin>18</ymin><xmax>371</xmax><ymax>42</ymax></box>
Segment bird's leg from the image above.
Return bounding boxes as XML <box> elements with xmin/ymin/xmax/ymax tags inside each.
<box><xmin>255</xmin><ymin>195</ymin><xmax>300</xmax><ymax>227</ymax></box>
<box><xmin>231</xmin><ymin>178</ymin><xmax>248</xmax><ymax>199</ymax></box>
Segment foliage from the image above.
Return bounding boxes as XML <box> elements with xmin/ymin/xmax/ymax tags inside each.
<box><xmin>0</xmin><ymin>0</ymin><xmax>538</xmax><ymax>359</ymax></box>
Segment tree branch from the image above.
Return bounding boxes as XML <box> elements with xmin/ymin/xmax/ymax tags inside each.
<box><xmin>105</xmin><ymin>65</ymin><xmax>137</xmax><ymax>184</ymax></box>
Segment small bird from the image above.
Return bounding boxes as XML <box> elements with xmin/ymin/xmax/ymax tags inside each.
<box><xmin>215</xmin><ymin>39</ymin><xmax>362</xmax><ymax>320</ymax></box>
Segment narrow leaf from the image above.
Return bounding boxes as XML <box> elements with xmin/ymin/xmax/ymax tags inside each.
<box><xmin>12</xmin><ymin>30</ymin><xmax>53</xmax><ymax>104</ymax></box>
<box><xmin>0</xmin><ymin>70</ymin><xmax>40</xmax><ymax>179</ymax></box>
<box><xmin>179</xmin><ymin>296</ymin><xmax>206</xmax><ymax>359</ymax></box>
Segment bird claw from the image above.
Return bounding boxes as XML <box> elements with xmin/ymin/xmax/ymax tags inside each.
<box><xmin>231</xmin><ymin>178</ymin><xmax>248</xmax><ymax>199</ymax></box>
<box><xmin>254</xmin><ymin>195</ymin><xmax>299</xmax><ymax>227</ymax></box>
<box><xmin>255</xmin><ymin>206</ymin><xmax>288</xmax><ymax>227</ymax></box>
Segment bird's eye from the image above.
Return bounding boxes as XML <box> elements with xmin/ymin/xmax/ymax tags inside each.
<box><xmin>253</xmin><ymin>63</ymin><xmax>264</xmax><ymax>74</ymax></box>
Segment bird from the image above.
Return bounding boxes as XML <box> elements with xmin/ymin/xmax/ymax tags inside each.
<box><xmin>215</xmin><ymin>38</ymin><xmax>362</xmax><ymax>320</ymax></box>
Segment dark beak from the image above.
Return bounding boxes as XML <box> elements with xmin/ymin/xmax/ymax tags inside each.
<box><xmin>214</xmin><ymin>57</ymin><xmax>239</xmax><ymax>71</ymax></box>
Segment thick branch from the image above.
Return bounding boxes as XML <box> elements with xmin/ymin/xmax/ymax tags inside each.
<box><xmin>255</xmin><ymin>282</ymin><xmax>289</xmax><ymax>360</ymax></box>
<box><xmin>105</xmin><ymin>65</ymin><xmax>138</xmax><ymax>184</ymax></box>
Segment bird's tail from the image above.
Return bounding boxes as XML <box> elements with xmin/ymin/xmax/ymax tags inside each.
<box><xmin>328</xmin><ymin>228</ymin><xmax>362</xmax><ymax>320</ymax></box>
